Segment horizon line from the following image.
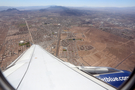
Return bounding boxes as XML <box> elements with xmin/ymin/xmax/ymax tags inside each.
<box><xmin>0</xmin><ymin>5</ymin><xmax>135</xmax><ymax>8</ymax></box>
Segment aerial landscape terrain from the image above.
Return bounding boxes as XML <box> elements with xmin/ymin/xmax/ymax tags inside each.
<box><xmin>0</xmin><ymin>6</ymin><xmax>135</xmax><ymax>72</ymax></box>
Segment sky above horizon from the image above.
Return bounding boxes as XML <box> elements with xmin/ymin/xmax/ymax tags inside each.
<box><xmin>0</xmin><ymin>0</ymin><xmax>135</xmax><ymax>7</ymax></box>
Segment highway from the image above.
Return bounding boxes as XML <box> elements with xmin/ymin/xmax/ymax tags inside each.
<box><xmin>24</xmin><ymin>19</ymin><xmax>34</xmax><ymax>44</ymax></box>
<box><xmin>115</xmin><ymin>53</ymin><xmax>134</xmax><ymax>68</ymax></box>
<box><xmin>56</xmin><ymin>29</ymin><xmax>61</xmax><ymax>57</ymax></box>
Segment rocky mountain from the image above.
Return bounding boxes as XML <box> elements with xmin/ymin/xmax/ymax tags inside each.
<box><xmin>39</xmin><ymin>6</ymin><xmax>89</xmax><ymax>16</ymax></box>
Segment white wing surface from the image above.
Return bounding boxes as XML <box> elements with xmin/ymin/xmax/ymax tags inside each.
<box><xmin>4</xmin><ymin>45</ymin><xmax>116</xmax><ymax>90</ymax></box>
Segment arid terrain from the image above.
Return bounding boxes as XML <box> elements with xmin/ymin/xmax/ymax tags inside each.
<box><xmin>0</xmin><ymin>6</ymin><xmax>135</xmax><ymax>72</ymax></box>
<box><xmin>59</xmin><ymin>26</ymin><xmax>135</xmax><ymax>71</ymax></box>
<box><xmin>0</xmin><ymin>19</ymin><xmax>31</xmax><ymax>70</ymax></box>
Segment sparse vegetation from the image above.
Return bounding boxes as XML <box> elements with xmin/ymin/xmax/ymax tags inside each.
<box><xmin>19</xmin><ymin>23</ymin><xmax>26</xmax><ymax>27</ymax></box>
<box><xmin>63</xmin><ymin>49</ymin><xmax>67</xmax><ymax>51</ymax></box>
<box><xmin>19</xmin><ymin>41</ymin><xmax>30</xmax><ymax>47</ymax></box>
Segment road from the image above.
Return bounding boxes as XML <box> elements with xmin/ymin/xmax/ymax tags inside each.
<box><xmin>24</xmin><ymin>19</ymin><xmax>34</xmax><ymax>44</ymax></box>
<box><xmin>115</xmin><ymin>53</ymin><xmax>134</xmax><ymax>68</ymax></box>
<box><xmin>56</xmin><ymin>29</ymin><xmax>61</xmax><ymax>57</ymax></box>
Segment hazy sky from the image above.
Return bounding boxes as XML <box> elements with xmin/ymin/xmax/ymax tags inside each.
<box><xmin>0</xmin><ymin>0</ymin><xmax>135</xmax><ymax>7</ymax></box>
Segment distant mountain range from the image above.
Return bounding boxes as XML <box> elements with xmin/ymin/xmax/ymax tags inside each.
<box><xmin>0</xmin><ymin>6</ymin><xmax>12</xmax><ymax>11</ymax></box>
<box><xmin>39</xmin><ymin>6</ymin><xmax>89</xmax><ymax>16</ymax></box>
<box><xmin>0</xmin><ymin>6</ymin><xmax>50</xmax><ymax>11</ymax></box>
<box><xmin>0</xmin><ymin>6</ymin><xmax>89</xmax><ymax>16</ymax></box>
<box><xmin>0</xmin><ymin>6</ymin><xmax>135</xmax><ymax>11</ymax></box>
<box><xmin>0</xmin><ymin>6</ymin><xmax>135</xmax><ymax>15</ymax></box>
<box><xmin>2</xmin><ymin>8</ymin><xmax>19</xmax><ymax>12</ymax></box>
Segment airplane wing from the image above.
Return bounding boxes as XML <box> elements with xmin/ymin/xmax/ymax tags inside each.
<box><xmin>3</xmin><ymin>45</ymin><xmax>116</xmax><ymax>90</ymax></box>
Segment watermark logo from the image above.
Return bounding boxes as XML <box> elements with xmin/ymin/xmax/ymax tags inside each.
<box><xmin>98</xmin><ymin>76</ymin><xmax>129</xmax><ymax>82</ymax></box>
